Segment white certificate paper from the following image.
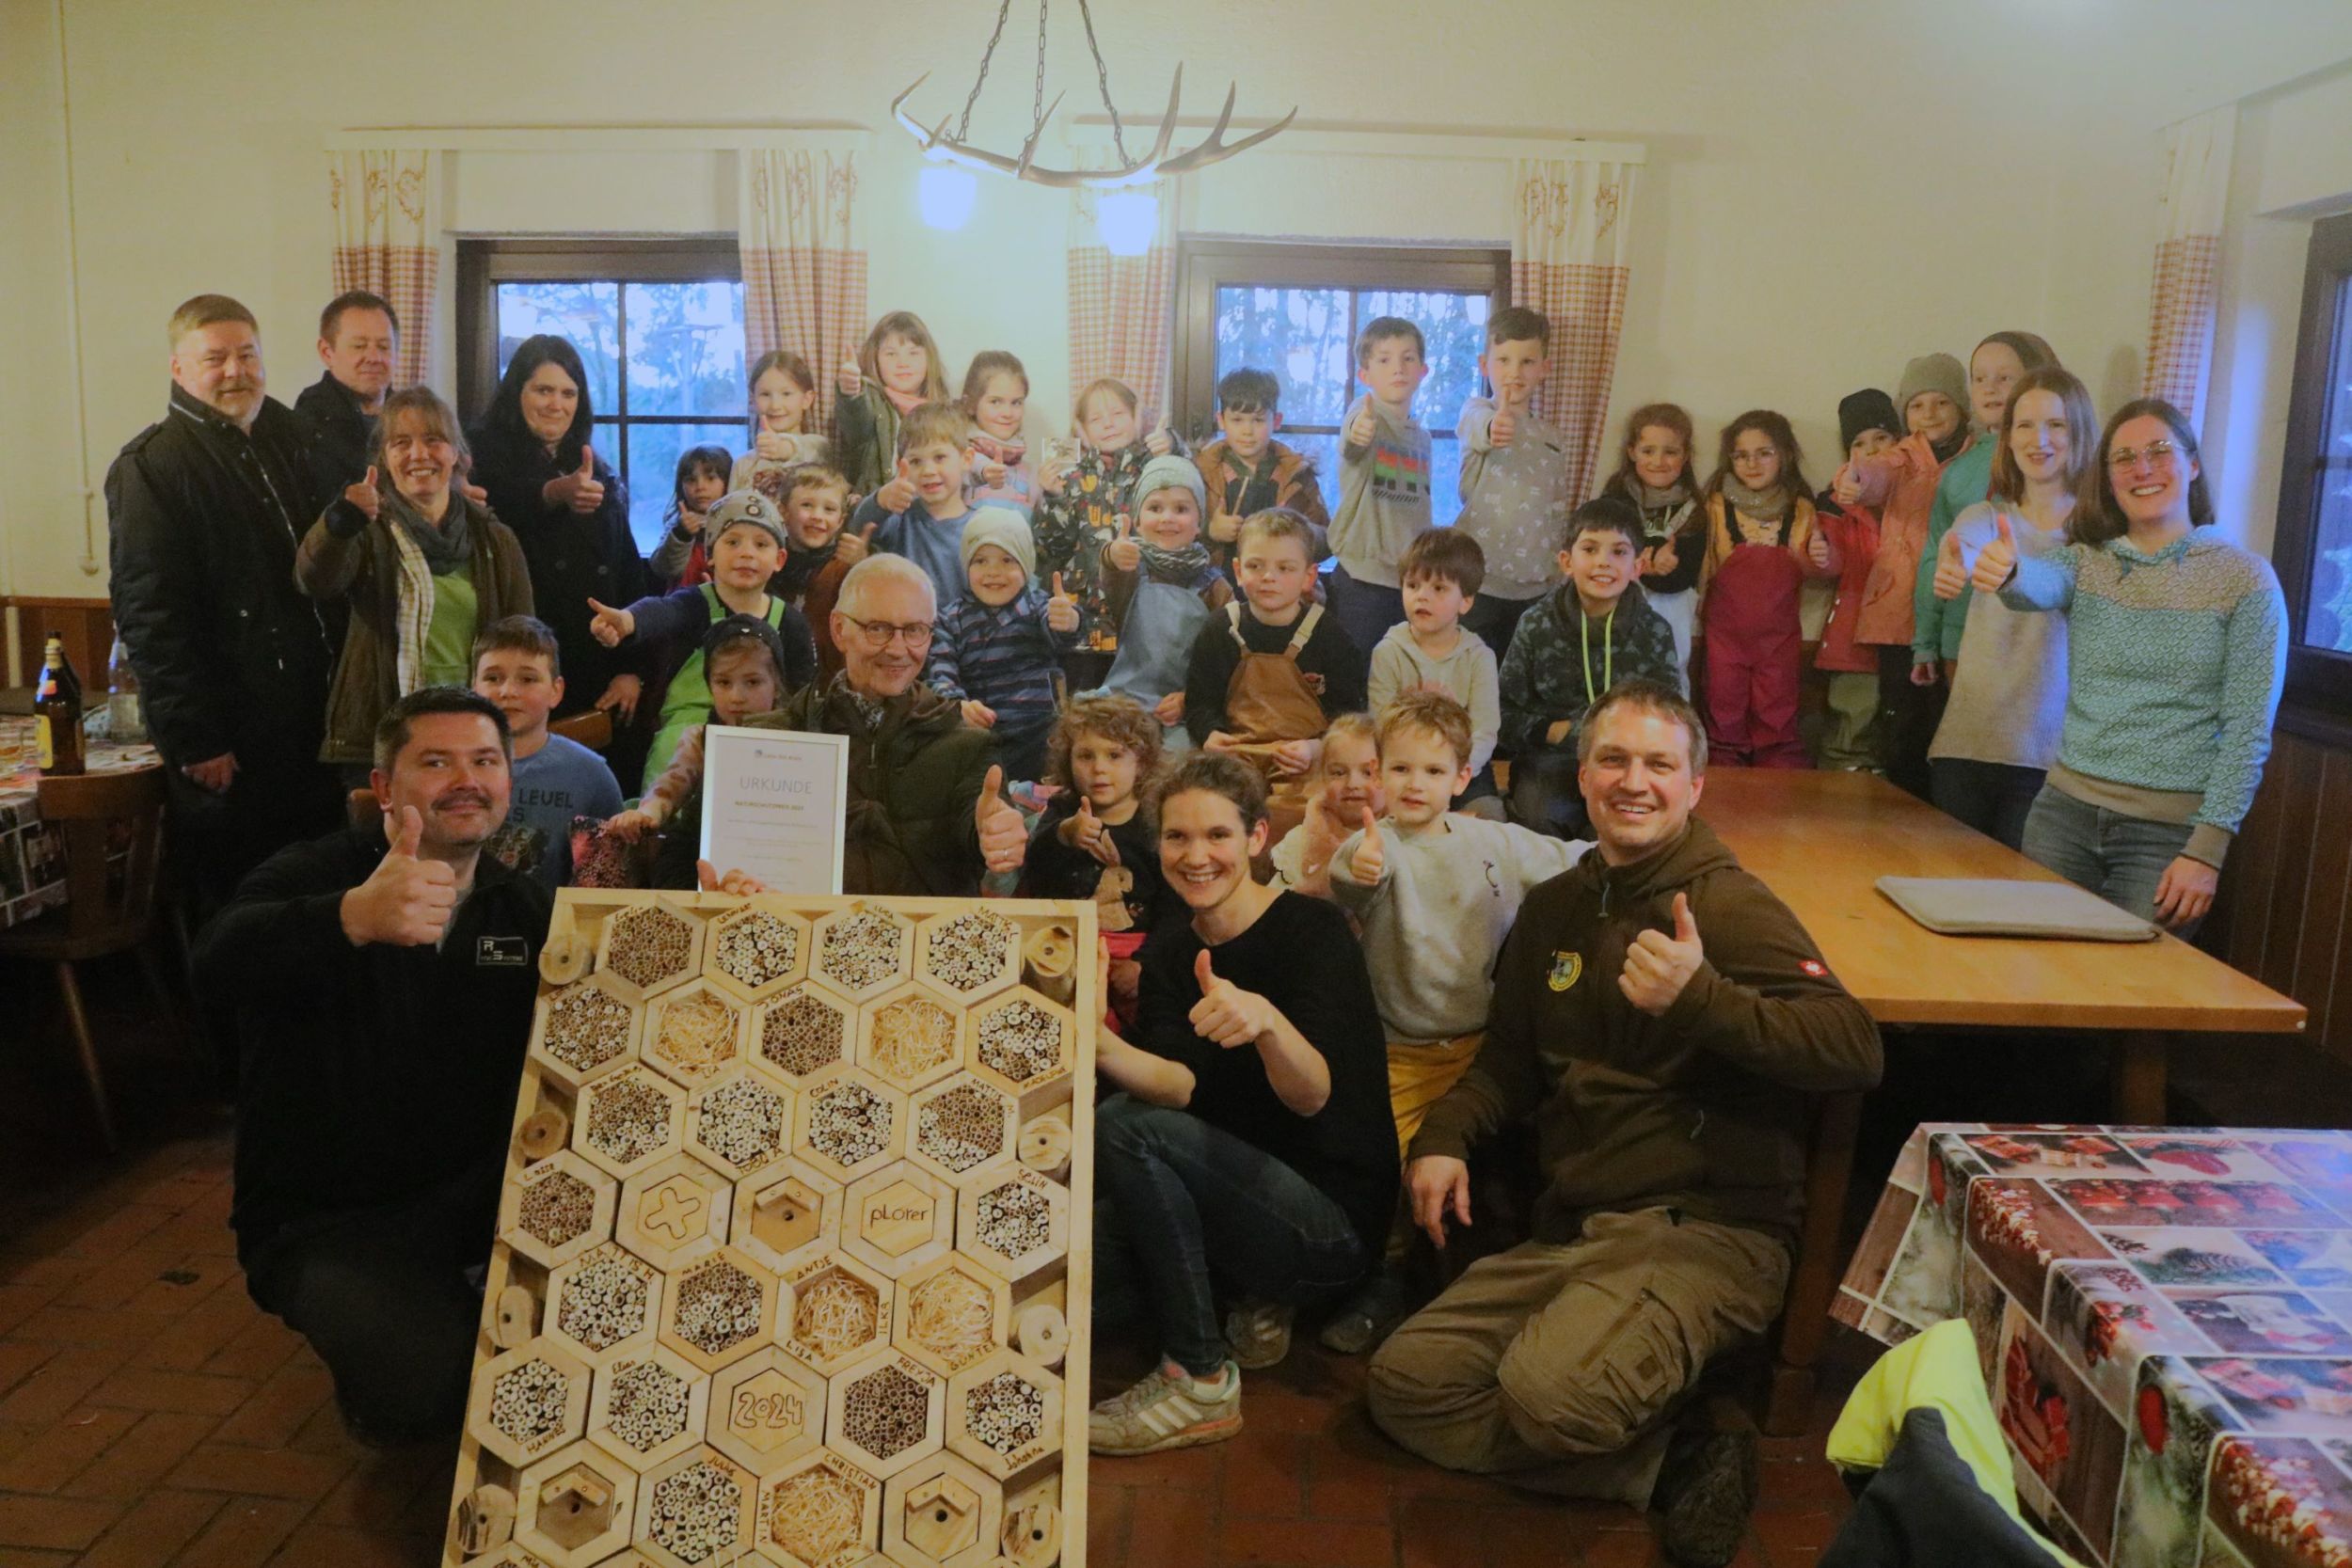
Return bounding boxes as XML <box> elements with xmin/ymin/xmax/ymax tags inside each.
<box><xmin>696</xmin><ymin>725</ymin><xmax>850</xmax><ymax>895</ymax></box>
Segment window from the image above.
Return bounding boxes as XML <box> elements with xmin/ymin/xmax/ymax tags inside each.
<box><xmin>458</xmin><ymin>239</ymin><xmax>745</xmax><ymax>552</ymax></box>
<box><xmin>2274</xmin><ymin>214</ymin><xmax>2352</xmax><ymax>714</ymax></box>
<box><xmin>1172</xmin><ymin>241</ymin><xmax>1510</xmax><ymax>531</ymax></box>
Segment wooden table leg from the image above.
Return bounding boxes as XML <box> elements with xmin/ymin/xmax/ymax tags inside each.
<box><xmin>2112</xmin><ymin>1032</ymin><xmax>2169</xmax><ymax>1125</ymax></box>
<box><xmin>1766</xmin><ymin>1089</ymin><xmax>1863</xmax><ymax>1437</ymax></box>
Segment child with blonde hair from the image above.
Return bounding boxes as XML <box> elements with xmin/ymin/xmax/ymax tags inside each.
<box><xmin>834</xmin><ymin>310</ymin><xmax>948</xmax><ymax>497</ymax></box>
<box><xmin>728</xmin><ymin>350</ymin><xmax>828</xmax><ymax>502</ymax></box>
<box><xmin>960</xmin><ymin>350</ymin><xmax>1037</xmax><ymax>515</ymax></box>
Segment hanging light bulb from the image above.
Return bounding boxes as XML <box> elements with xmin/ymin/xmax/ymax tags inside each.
<box><xmin>918</xmin><ymin>162</ymin><xmax>977</xmax><ymax>230</ymax></box>
<box><xmin>1096</xmin><ymin>189</ymin><xmax>1158</xmax><ymax>257</ymax></box>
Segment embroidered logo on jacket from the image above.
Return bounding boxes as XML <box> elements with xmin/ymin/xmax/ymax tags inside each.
<box><xmin>476</xmin><ymin>935</ymin><xmax>529</xmax><ymax>967</ymax></box>
<box><xmin>1547</xmin><ymin>951</ymin><xmax>1583</xmax><ymax>991</ymax></box>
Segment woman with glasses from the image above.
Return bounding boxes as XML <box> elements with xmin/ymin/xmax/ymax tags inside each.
<box><xmin>1963</xmin><ymin>398</ymin><xmax>2286</xmax><ymax>932</ymax></box>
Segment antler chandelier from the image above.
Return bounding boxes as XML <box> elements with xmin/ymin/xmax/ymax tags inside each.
<box><xmin>892</xmin><ymin>0</ymin><xmax>1295</xmax><ymax>246</ymax></box>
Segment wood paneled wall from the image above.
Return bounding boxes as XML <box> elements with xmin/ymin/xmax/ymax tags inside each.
<box><xmin>2210</xmin><ymin>720</ymin><xmax>2352</xmax><ymax>1059</ymax></box>
<box><xmin>3</xmin><ymin>597</ymin><xmax>114</xmax><ymax>691</ymax></box>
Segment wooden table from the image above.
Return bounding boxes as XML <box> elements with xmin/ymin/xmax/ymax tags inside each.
<box><xmin>0</xmin><ymin>715</ymin><xmax>160</xmax><ymax>929</ymax></box>
<box><xmin>1694</xmin><ymin>768</ymin><xmax>2308</xmax><ymax>1433</ymax></box>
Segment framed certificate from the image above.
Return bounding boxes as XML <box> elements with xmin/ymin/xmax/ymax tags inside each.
<box><xmin>695</xmin><ymin>724</ymin><xmax>850</xmax><ymax>895</ymax></box>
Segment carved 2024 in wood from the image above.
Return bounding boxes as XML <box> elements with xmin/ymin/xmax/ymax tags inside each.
<box><xmin>445</xmin><ymin>892</ymin><xmax>1095</xmax><ymax>1568</ymax></box>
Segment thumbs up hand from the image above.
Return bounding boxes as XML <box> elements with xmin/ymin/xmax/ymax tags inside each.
<box><xmin>1209</xmin><ymin>509</ymin><xmax>1242</xmax><ymax>545</ymax></box>
<box><xmin>1046</xmin><ymin>572</ymin><xmax>1080</xmax><ymax>634</ymax></box>
<box><xmin>1831</xmin><ymin>462</ymin><xmax>1865</xmax><ymax>509</ymax></box>
<box><xmin>1932</xmin><ymin>524</ymin><xmax>1970</xmax><ymax>601</ymax></box>
<box><xmin>1105</xmin><ymin>515</ymin><xmax>1141</xmax><ymax>574</ymax></box>
<box><xmin>1619</xmin><ymin>891</ymin><xmax>1705</xmax><ymax>1016</ymax></box>
<box><xmin>1347</xmin><ymin>807</ymin><xmax>1386</xmax><ymax>885</ymax></box>
<box><xmin>838</xmin><ymin>357</ymin><xmax>864</xmax><ymax>397</ymax></box>
<box><xmin>875</xmin><ymin>468</ymin><xmax>917</xmax><ymax>515</ymax></box>
<box><xmin>586</xmin><ymin>597</ymin><xmax>635</xmax><ymax>647</ymax></box>
<box><xmin>1189</xmin><ymin>947</ymin><xmax>1274</xmax><ymax>1048</ymax></box>
<box><xmin>1144</xmin><ymin>424</ymin><xmax>1174</xmax><ymax>458</ymax></box>
<box><xmin>975</xmin><ymin>764</ymin><xmax>1027</xmax><ymax>874</ymax></box>
<box><xmin>340</xmin><ymin>805</ymin><xmax>459</xmax><ymax>947</ymax></box>
<box><xmin>1345</xmin><ymin>397</ymin><xmax>1377</xmax><ymax>450</ymax></box>
<box><xmin>545</xmin><ymin>445</ymin><xmax>604</xmax><ymax>514</ymax></box>
<box><xmin>344</xmin><ymin>465</ymin><xmax>381</xmax><ymax>522</ymax></box>
<box><xmin>1489</xmin><ymin>393</ymin><xmax>1519</xmax><ymax>450</ymax></box>
<box><xmin>1647</xmin><ymin>531</ymin><xmax>1680</xmax><ymax>578</ymax></box>
<box><xmin>835</xmin><ymin>521</ymin><xmax>879</xmax><ymax>565</ymax></box>
<box><xmin>1807</xmin><ymin>525</ymin><xmax>1833</xmax><ymax>570</ymax></box>
<box><xmin>1971</xmin><ymin>513</ymin><xmax>2019</xmax><ymax>595</ymax></box>
<box><xmin>1070</xmin><ymin>797</ymin><xmax>1121</xmax><ymax>867</ymax></box>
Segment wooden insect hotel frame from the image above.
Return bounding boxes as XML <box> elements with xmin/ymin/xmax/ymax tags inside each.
<box><xmin>447</xmin><ymin>891</ymin><xmax>1096</xmax><ymax>1568</ymax></box>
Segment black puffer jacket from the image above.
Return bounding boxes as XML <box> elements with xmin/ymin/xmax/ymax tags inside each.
<box><xmin>104</xmin><ymin>386</ymin><xmax>341</xmax><ymax>770</ymax></box>
<box><xmin>292</xmin><ymin>370</ymin><xmax>374</xmax><ymax>494</ymax></box>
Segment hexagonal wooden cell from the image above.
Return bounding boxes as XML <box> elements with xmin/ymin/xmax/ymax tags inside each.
<box><xmin>642</xmin><ymin>979</ymin><xmax>750</xmax><ymax>1090</ymax></box>
<box><xmin>842</xmin><ymin>1163</ymin><xmax>954</xmax><ymax>1282</ymax></box>
<box><xmin>966</xmin><ymin>988</ymin><xmax>1076</xmax><ymax>1113</ymax></box>
<box><xmin>687</xmin><ymin>1067</ymin><xmax>794</xmax><ymax>1180</ymax></box>
<box><xmin>912</xmin><ymin>909</ymin><xmax>1022</xmax><ymax>1003</ymax></box>
<box><xmin>781</xmin><ymin>1250</ymin><xmax>893</xmax><ymax>1376</ymax></box>
<box><xmin>633</xmin><ymin>1445</ymin><xmax>756</xmax><ymax>1568</ymax></box>
<box><xmin>704</xmin><ymin>903</ymin><xmax>811</xmax><ymax>1002</ymax></box>
<box><xmin>596</xmin><ymin>898</ymin><xmax>706</xmax><ymax>1004</ymax></box>
<box><xmin>855</xmin><ymin>984</ymin><xmax>971</xmax><ymax>1094</ymax></box>
<box><xmin>753</xmin><ymin>1450</ymin><xmax>882</xmax><ymax>1568</ymax></box>
<box><xmin>571</xmin><ymin>1065</ymin><xmax>686</xmax><ymax>1180</ymax></box>
<box><xmin>586</xmin><ymin>1344</ymin><xmax>709</xmax><ymax>1469</ymax></box>
<box><xmin>906</xmin><ymin>1076</ymin><xmax>1016</xmax><ymax>1187</ymax></box>
<box><xmin>514</xmin><ymin>1438</ymin><xmax>639</xmax><ymax>1567</ymax></box>
<box><xmin>707</xmin><ymin>1347</ymin><xmax>827</xmax><ymax>1477</ymax></box>
<box><xmin>468</xmin><ymin>1338</ymin><xmax>593</xmax><ymax>1469</ymax></box>
<box><xmin>882</xmin><ymin>1450</ymin><xmax>1005</xmax><ymax>1568</ymax></box>
<box><xmin>544</xmin><ymin>1243</ymin><xmax>663</xmax><ymax>1369</ymax></box>
<box><xmin>945</xmin><ymin>1350</ymin><xmax>1063</xmax><ymax>1481</ymax></box>
<box><xmin>826</xmin><ymin>1347</ymin><xmax>946</xmax><ymax>1480</ymax></box>
<box><xmin>528</xmin><ymin>974</ymin><xmax>643</xmax><ymax>1090</ymax></box>
<box><xmin>791</xmin><ymin>1066</ymin><xmax>908</xmax><ymax>1184</ymax></box>
<box><xmin>750</xmin><ymin>982</ymin><xmax>858</xmax><ymax>1086</ymax></box>
<box><xmin>660</xmin><ymin>1245</ymin><xmax>782</xmax><ymax>1376</ymax></box>
<box><xmin>617</xmin><ymin>1152</ymin><xmax>735</xmax><ymax>1271</ymax></box>
<box><xmin>731</xmin><ymin>1157</ymin><xmax>843</xmax><ymax>1276</ymax></box>
<box><xmin>956</xmin><ymin>1166</ymin><xmax>1071</xmax><ymax>1284</ymax></box>
<box><xmin>997</xmin><ymin>1471</ymin><xmax>1063</xmax><ymax>1568</ymax></box>
<box><xmin>498</xmin><ymin>1150</ymin><xmax>617</xmax><ymax>1272</ymax></box>
<box><xmin>809</xmin><ymin>905</ymin><xmax>915</xmax><ymax>1002</ymax></box>
<box><xmin>888</xmin><ymin>1255</ymin><xmax>1010</xmax><ymax>1379</ymax></box>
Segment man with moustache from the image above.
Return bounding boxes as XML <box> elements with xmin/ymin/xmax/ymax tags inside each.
<box><xmin>295</xmin><ymin>290</ymin><xmax>398</xmax><ymax>488</ymax></box>
<box><xmin>107</xmin><ymin>293</ymin><xmax>342</xmax><ymax>911</ymax></box>
<box><xmin>1366</xmin><ymin>681</ymin><xmax>1882</xmax><ymax>1568</ymax></box>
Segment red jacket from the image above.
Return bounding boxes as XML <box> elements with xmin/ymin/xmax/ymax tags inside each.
<box><xmin>1845</xmin><ymin>433</ymin><xmax>1970</xmax><ymax>648</ymax></box>
<box><xmin>1813</xmin><ymin>502</ymin><xmax>1882</xmax><ymax>673</ymax></box>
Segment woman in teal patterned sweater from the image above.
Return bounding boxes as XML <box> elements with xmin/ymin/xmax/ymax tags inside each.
<box><xmin>1966</xmin><ymin>398</ymin><xmax>2285</xmax><ymax>933</ymax></box>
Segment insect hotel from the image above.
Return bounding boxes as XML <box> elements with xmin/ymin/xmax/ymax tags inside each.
<box><xmin>446</xmin><ymin>892</ymin><xmax>1094</xmax><ymax>1568</ymax></box>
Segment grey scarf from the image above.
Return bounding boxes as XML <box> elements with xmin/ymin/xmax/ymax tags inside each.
<box><xmin>384</xmin><ymin>486</ymin><xmax>472</xmax><ymax>575</ymax></box>
<box><xmin>1720</xmin><ymin>477</ymin><xmax>1792</xmax><ymax>522</ymax></box>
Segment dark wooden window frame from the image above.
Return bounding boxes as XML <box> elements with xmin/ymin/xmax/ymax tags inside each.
<box><xmin>2271</xmin><ymin>211</ymin><xmax>2352</xmax><ymax>734</ymax></box>
<box><xmin>1169</xmin><ymin>238</ymin><xmax>1510</xmax><ymax>446</ymax></box>
<box><xmin>453</xmin><ymin>236</ymin><xmax>743</xmax><ymax>473</ymax></box>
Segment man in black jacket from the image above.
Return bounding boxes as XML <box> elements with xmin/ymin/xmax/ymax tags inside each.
<box><xmin>293</xmin><ymin>290</ymin><xmax>396</xmax><ymax>491</ymax></box>
<box><xmin>197</xmin><ymin>688</ymin><xmax>547</xmax><ymax>1444</ymax></box>
<box><xmin>106</xmin><ymin>293</ymin><xmax>342</xmax><ymax>911</ymax></box>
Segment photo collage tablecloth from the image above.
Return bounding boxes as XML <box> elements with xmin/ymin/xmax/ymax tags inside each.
<box><xmin>0</xmin><ymin>716</ymin><xmax>157</xmax><ymax>928</ymax></box>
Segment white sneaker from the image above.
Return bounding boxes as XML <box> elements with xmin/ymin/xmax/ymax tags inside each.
<box><xmin>1224</xmin><ymin>1300</ymin><xmax>1295</xmax><ymax>1370</ymax></box>
<box><xmin>1089</xmin><ymin>1360</ymin><xmax>1243</xmax><ymax>1456</ymax></box>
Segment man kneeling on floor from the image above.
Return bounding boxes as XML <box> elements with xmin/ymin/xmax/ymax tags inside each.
<box><xmin>1366</xmin><ymin>679</ymin><xmax>1882</xmax><ymax>1568</ymax></box>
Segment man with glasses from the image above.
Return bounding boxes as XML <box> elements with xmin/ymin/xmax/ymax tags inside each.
<box><xmin>748</xmin><ymin>553</ymin><xmax>1029</xmax><ymax>895</ymax></box>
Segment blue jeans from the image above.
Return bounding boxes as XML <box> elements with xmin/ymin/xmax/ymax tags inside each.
<box><xmin>2020</xmin><ymin>784</ymin><xmax>2198</xmax><ymax>932</ymax></box>
<box><xmin>1092</xmin><ymin>1094</ymin><xmax>1369</xmax><ymax>1377</ymax></box>
<box><xmin>1326</xmin><ymin>564</ymin><xmax>1405</xmax><ymax>682</ymax></box>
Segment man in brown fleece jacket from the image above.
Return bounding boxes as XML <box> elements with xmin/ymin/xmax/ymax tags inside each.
<box><xmin>1367</xmin><ymin>679</ymin><xmax>1882</xmax><ymax>1568</ymax></box>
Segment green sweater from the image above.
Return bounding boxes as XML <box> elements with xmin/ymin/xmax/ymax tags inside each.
<box><xmin>1913</xmin><ymin>442</ymin><xmax>1994</xmax><ymax>663</ymax></box>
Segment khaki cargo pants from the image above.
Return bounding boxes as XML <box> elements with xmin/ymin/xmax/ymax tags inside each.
<box><xmin>1366</xmin><ymin>1206</ymin><xmax>1790</xmax><ymax>1506</ymax></box>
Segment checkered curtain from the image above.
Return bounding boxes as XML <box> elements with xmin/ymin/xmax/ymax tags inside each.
<box><xmin>738</xmin><ymin>148</ymin><xmax>868</xmax><ymax>430</ymax></box>
<box><xmin>2142</xmin><ymin>105</ymin><xmax>2236</xmax><ymax>431</ymax></box>
<box><xmin>326</xmin><ymin>150</ymin><xmax>439</xmax><ymax>387</ymax></box>
<box><xmin>1067</xmin><ymin>177</ymin><xmax>1177</xmax><ymax>423</ymax></box>
<box><xmin>1512</xmin><ymin>157</ymin><xmax>1638</xmax><ymax>505</ymax></box>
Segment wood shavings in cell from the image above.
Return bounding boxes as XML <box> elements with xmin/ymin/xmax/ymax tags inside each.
<box><xmin>714</xmin><ymin>911</ymin><xmax>799</xmax><ymax>990</ymax></box>
<box><xmin>516</xmin><ymin>1168</ymin><xmax>596</xmax><ymax>1251</ymax></box>
<box><xmin>924</xmin><ymin>911</ymin><xmax>1015</xmax><ymax>992</ymax></box>
<box><xmin>871</xmin><ymin>997</ymin><xmax>959</xmax><ymax>1083</ymax></box>
<box><xmin>917</xmin><ymin>1083</ymin><xmax>1008</xmax><ymax>1174</ymax></box>
<box><xmin>603</xmin><ymin>1358</ymin><xmax>691</xmax><ymax>1455</ymax></box>
<box><xmin>843</xmin><ymin>1363</ymin><xmax>931</xmax><ymax>1462</ymax></box>
<box><xmin>905</xmin><ymin>1269</ymin><xmax>997</xmax><ymax>1373</ymax></box>
<box><xmin>807</xmin><ymin>1078</ymin><xmax>895</xmax><ymax>1169</ymax></box>
<box><xmin>792</xmin><ymin>1270</ymin><xmax>882</xmax><ymax>1362</ymax></box>
<box><xmin>975</xmin><ymin>1181</ymin><xmax>1051</xmax><ymax>1261</ymax></box>
<box><xmin>672</xmin><ymin>1257</ymin><xmax>765</xmax><ymax>1360</ymax></box>
<box><xmin>696</xmin><ymin>1076</ymin><xmax>786</xmax><ymax>1173</ymax></box>
<box><xmin>976</xmin><ymin>1000</ymin><xmax>1065</xmax><ymax>1086</ymax></box>
<box><xmin>654</xmin><ymin>991</ymin><xmax>740</xmax><ymax>1078</ymax></box>
<box><xmin>542</xmin><ymin>981</ymin><xmax>632</xmax><ymax>1076</ymax></box>
<box><xmin>818</xmin><ymin>910</ymin><xmax>907</xmax><ymax>993</ymax></box>
<box><xmin>584</xmin><ymin>1072</ymin><xmax>674</xmax><ymax>1166</ymax></box>
<box><xmin>488</xmin><ymin>1357</ymin><xmax>573</xmax><ymax>1458</ymax></box>
<box><xmin>761</xmin><ymin>989</ymin><xmax>848</xmax><ymax>1078</ymax></box>
<box><xmin>644</xmin><ymin>1456</ymin><xmax>743</xmax><ymax>1563</ymax></box>
<box><xmin>556</xmin><ymin>1248</ymin><xmax>654</xmax><ymax>1353</ymax></box>
<box><xmin>768</xmin><ymin>1463</ymin><xmax>867</xmax><ymax>1567</ymax></box>
<box><xmin>606</xmin><ymin>904</ymin><xmax>694</xmax><ymax>990</ymax></box>
<box><xmin>961</xmin><ymin>1371</ymin><xmax>1045</xmax><ymax>1460</ymax></box>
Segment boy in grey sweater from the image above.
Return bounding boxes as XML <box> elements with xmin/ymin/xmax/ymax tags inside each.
<box><xmin>1319</xmin><ymin>690</ymin><xmax>1590</xmax><ymax>1352</ymax></box>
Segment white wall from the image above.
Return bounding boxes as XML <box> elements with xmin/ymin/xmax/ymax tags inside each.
<box><xmin>8</xmin><ymin>0</ymin><xmax>2352</xmax><ymax>598</ymax></box>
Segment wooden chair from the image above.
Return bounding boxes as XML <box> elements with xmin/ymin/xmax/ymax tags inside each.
<box><xmin>550</xmin><ymin>710</ymin><xmax>613</xmax><ymax>751</ymax></box>
<box><xmin>347</xmin><ymin>786</ymin><xmax>378</xmax><ymax>831</ymax></box>
<box><xmin>0</xmin><ymin>767</ymin><xmax>173</xmax><ymax>1149</ymax></box>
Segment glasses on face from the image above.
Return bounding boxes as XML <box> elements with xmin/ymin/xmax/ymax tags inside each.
<box><xmin>2108</xmin><ymin>440</ymin><xmax>2178</xmax><ymax>471</ymax></box>
<box><xmin>840</xmin><ymin>614</ymin><xmax>935</xmax><ymax>651</ymax></box>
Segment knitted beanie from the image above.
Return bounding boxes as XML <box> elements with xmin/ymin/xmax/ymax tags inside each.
<box><xmin>1895</xmin><ymin>355</ymin><xmax>1967</xmax><ymax>426</ymax></box>
<box><xmin>704</xmin><ymin>488</ymin><xmax>787</xmax><ymax>552</ymax></box>
<box><xmin>957</xmin><ymin>506</ymin><xmax>1037</xmax><ymax>580</ymax></box>
<box><xmin>1837</xmin><ymin>389</ymin><xmax>1902</xmax><ymax>451</ymax></box>
<box><xmin>1134</xmin><ymin>453</ymin><xmax>1207</xmax><ymax>514</ymax></box>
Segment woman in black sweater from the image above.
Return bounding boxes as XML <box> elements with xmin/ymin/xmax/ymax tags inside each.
<box><xmin>1088</xmin><ymin>752</ymin><xmax>1395</xmax><ymax>1458</ymax></box>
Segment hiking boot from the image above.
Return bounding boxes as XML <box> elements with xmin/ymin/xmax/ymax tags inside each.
<box><xmin>1089</xmin><ymin>1360</ymin><xmax>1243</xmax><ymax>1455</ymax></box>
<box><xmin>1651</xmin><ymin>1406</ymin><xmax>1759</xmax><ymax>1568</ymax></box>
<box><xmin>1317</xmin><ymin>1271</ymin><xmax>1415</xmax><ymax>1355</ymax></box>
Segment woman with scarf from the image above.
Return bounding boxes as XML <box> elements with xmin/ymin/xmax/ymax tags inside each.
<box><xmin>297</xmin><ymin>388</ymin><xmax>532</xmax><ymax>778</ymax></box>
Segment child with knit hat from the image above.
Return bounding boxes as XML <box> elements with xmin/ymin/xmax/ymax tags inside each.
<box><xmin>922</xmin><ymin>506</ymin><xmax>1084</xmax><ymax>783</ymax></box>
<box><xmin>1094</xmin><ymin>454</ymin><xmax>1234</xmax><ymax>740</ymax></box>
<box><xmin>1831</xmin><ymin>353</ymin><xmax>1973</xmax><ymax>795</ymax></box>
<box><xmin>1813</xmin><ymin>389</ymin><xmax>1901</xmax><ymax>769</ymax></box>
